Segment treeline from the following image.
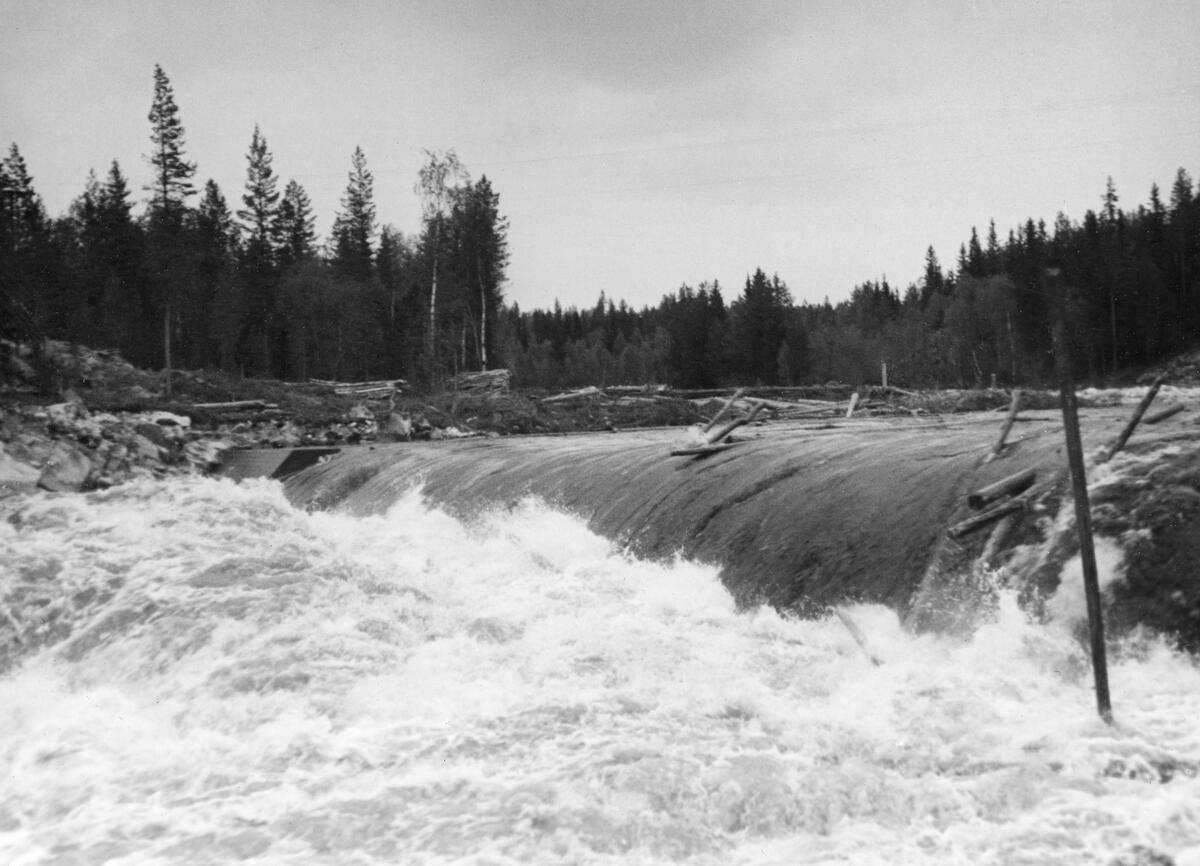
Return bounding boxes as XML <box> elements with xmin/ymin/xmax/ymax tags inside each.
<box><xmin>3</xmin><ymin>65</ymin><xmax>1198</xmax><ymax>393</ymax></box>
<box><xmin>0</xmin><ymin>65</ymin><xmax>508</xmax><ymax>387</ymax></box>
<box><xmin>501</xmin><ymin>171</ymin><xmax>1200</xmax><ymax>390</ymax></box>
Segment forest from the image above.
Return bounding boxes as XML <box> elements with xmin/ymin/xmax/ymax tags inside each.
<box><xmin>2</xmin><ymin>65</ymin><xmax>1198</xmax><ymax>392</ymax></box>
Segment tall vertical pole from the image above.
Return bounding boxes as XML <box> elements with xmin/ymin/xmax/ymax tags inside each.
<box><xmin>1052</xmin><ymin>308</ymin><xmax>1113</xmax><ymax>724</ymax></box>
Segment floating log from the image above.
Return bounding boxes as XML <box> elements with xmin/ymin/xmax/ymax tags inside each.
<box><xmin>989</xmin><ymin>389</ymin><xmax>1023</xmax><ymax>459</ymax></box>
<box><xmin>1144</xmin><ymin>404</ymin><xmax>1185</xmax><ymax>425</ymax></box>
<box><xmin>948</xmin><ymin>496</ymin><xmax>1029</xmax><ymax>539</ymax></box>
<box><xmin>669</xmin><ymin>442</ymin><xmax>736</xmax><ymax>458</ymax></box>
<box><xmin>967</xmin><ymin>467</ymin><xmax>1036</xmax><ymax>510</ymax></box>
<box><xmin>1100</xmin><ymin>375</ymin><xmax>1165</xmax><ymax>463</ymax></box>
<box><xmin>978</xmin><ymin>513</ymin><xmax>1017</xmax><ymax>567</ymax></box>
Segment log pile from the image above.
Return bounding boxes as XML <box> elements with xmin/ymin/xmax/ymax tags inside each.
<box><xmin>308</xmin><ymin>378</ymin><xmax>409</xmax><ymax>400</ymax></box>
<box><xmin>448</xmin><ymin>368</ymin><xmax>511</xmax><ymax>395</ymax></box>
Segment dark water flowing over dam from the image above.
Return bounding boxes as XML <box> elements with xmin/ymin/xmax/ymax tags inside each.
<box><xmin>284</xmin><ymin>413</ymin><xmax>1086</xmax><ymax>617</ymax></box>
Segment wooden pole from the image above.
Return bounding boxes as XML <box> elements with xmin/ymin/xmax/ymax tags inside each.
<box><xmin>702</xmin><ymin>388</ymin><xmax>745</xmax><ymax>434</ymax></box>
<box><xmin>990</xmin><ymin>389</ymin><xmax>1022</xmax><ymax>458</ymax></box>
<box><xmin>1053</xmin><ymin>320</ymin><xmax>1113</xmax><ymax>725</ymax></box>
<box><xmin>707</xmin><ymin>401</ymin><xmax>764</xmax><ymax>444</ymax></box>
<box><xmin>1100</xmin><ymin>375</ymin><xmax>1165</xmax><ymax>463</ymax></box>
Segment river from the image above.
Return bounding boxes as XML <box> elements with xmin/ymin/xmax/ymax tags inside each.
<box><xmin>2</xmin><ymin>476</ymin><xmax>1199</xmax><ymax>865</ymax></box>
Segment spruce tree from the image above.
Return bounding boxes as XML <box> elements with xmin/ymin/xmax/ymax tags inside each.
<box><xmin>97</xmin><ymin>160</ymin><xmax>143</xmax><ymax>355</ymax></box>
<box><xmin>330</xmin><ymin>146</ymin><xmax>376</xmax><ymax>281</ymax></box>
<box><xmin>1</xmin><ymin>144</ymin><xmax>53</xmax><ymax>346</ymax></box>
<box><xmin>196</xmin><ymin>179</ymin><xmax>240</xmax><ymax>368</ymax></box>
<box><xmin>276</xmin><ymin>179</ymin><xmax>317</xmax><ymax>269</ymax></box>
<box><xmin>237</xmin><ymin>125</ymin><xmax>280</xmax><ymax>251</ymax></box>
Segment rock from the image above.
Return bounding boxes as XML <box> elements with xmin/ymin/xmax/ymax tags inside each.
<box><xmin>129</xmin><ymin>434</ymin><xmax>164</xmax><ymax>463</ymax></box>
<box><xmin>348</xmin><ymin>403</ymin><xmax>373</xmax><ymax>421</ymax></box>
<box><xmin>134</xmin><ymin>422</ymin><xmax>170</xmax><ymax>447</ymax></box>
<box><xmin>0</xmin><ymin>448</ymin><xmax>40</xmax><ymax>496</ymax></box>
<box><xmin>183</xmin><ymin>438</ymin><xmax>231</xmax><ymax>471</ymax></box>
<box><xmin>143</xmin><ymin>411</ymin><xmax>190</xmax><ymax>429</ymax></box>
<box><xmin>382</xmin><ymin>412</ymin><xmax>413</xmax><ymax>441</ymax></box>
<box><xmin>45</xmin><ymin>400</ymin><xmax>85</xmax><ymax>428</ymax></box>
<box><xmin>37</xmin><ymin>443</ymin><xmax>93</xmax><ymax>492</ymax></box>
<box><xmin>0</xmin><ymin>409</ymin><xmax>20</xmax><ymax>442</ymax></box>
<box><xmin>125</xmin><ymin>385</ymin><xmax>157</xmax><ymax>401</ymax></box>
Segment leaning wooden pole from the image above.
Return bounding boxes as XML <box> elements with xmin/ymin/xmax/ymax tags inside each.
<box><xmin>1100</xmin><ymin>374</ymin><xmax>1165</xmax><ymax>463</ymax></box>
<box><xmin>707</xmin><ymin>401</ymin><xmax>764</xmax><ymax>444</ymax></box>
<box><xmin>991</xmin><ymin>389</ymin><xmax>1022</xmax><ymax>458</ymax></box>
<box><xmin>1053</xmin><ymin>320</ymin><xmax>1113</xmax><ymax>724</ymax></box>
<box><xmin>703</xmin><ymin>388</ymin><xmax>745</xmax><ymax>434</ymax></box>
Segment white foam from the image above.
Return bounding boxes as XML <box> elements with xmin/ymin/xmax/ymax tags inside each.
<box><xmin>1</xmin><ymin>477</ymin><xmax>1198</xmax><ymax>864</ymax></box>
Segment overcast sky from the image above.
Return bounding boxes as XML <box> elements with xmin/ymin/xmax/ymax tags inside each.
<box><xmin>2</xmin><ymin>0</ymin><xmax>1198</xmax><ymax>311</ymax></box>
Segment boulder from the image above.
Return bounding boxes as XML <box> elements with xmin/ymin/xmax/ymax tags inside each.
<box><xmin>134</xmin><ymin>422</ymin><xmax>169</xmax><ymax>447</ymax></box>
<box><xmin>45</xmin><ymin>400</ymin><xmax>85</xmax><ymax>428</ymax></box>
<box><xmin>129</xmin><ymin>433</ymin><xmax>164</xmax><ymax>463</ymax></box>
<box><xmin>144</xmin><ymin>410</ymin><xmax>190</xmax><ymax>429</ymax></box>
<box><xmin>0</xmin><ymin>448</ymin><xmax>40</xmax><ymax>496</ymax></box>
<box><xmin>382</xmin><ymin>412</ymin><xmax>413</xmax><ymax>441</ymax></box>
<box><xmin>37</xmin><ymin>443</ymin><xmax>93</xmax><ymax>492</ymax></box>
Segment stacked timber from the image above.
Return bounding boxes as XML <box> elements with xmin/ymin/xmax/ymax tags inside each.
<box><xmin>448</xmin><ymin>368</ymin><xmax>511</xmax><ymax>395</ymax></box>
<box><xmin>308</xmin><ymin>378</ymin><xmax>408</xmax><ymax>400</ymax></box>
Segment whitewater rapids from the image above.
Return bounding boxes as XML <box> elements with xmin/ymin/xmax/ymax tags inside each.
<box><xmin>2</xmin><ymin>477</ymin><xmax>1199</xmax><ymax>865</ymax></box>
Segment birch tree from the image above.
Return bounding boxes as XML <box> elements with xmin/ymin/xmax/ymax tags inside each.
<box><xmin>415</xmin><ymin>148</ymin><xmax>467</xmax><ymax>374</ymax></box>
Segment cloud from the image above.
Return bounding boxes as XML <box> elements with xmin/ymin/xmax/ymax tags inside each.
<box><xmin>411</xmin><ymin>0</ymin><xmax>804</xmax><ymax>94</ymax></box>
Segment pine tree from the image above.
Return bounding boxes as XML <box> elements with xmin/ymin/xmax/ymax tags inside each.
<box><xmin>145</xmin><ymin>64</ymin><xmax>195</xmax><ymax>220</ymax></box>
<box><xmin>144</xmin><ymin>65</ymin><xmax>196</xmax><ymax>393</ymax></box>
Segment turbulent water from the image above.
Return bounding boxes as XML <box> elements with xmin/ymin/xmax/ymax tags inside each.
<box><xmin>2</xmin><ymin>477</ymin><xmax>1199</xmax><ymax>865</ymax></box>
